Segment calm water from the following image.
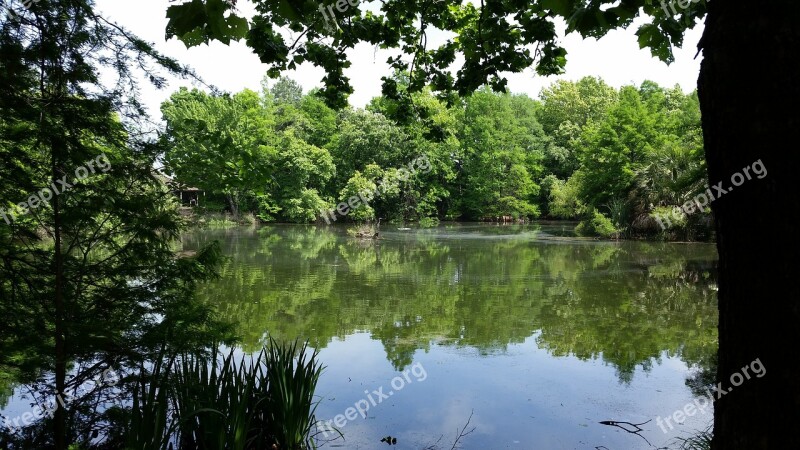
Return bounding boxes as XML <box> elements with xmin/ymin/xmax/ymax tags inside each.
<box><xmin>180</xmin><ymin>223</ymin><xmax>719</xmax><ymax>450</ymax></box>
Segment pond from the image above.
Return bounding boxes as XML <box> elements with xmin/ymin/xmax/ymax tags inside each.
<box><xmin>181</xmin><ymin>223</ymin><xmax>719</xmax><ymax>449</ymax></box>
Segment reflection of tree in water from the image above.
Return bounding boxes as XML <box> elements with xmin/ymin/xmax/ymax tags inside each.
<box><xmin>686</xmin><ymin>352</ymin><xmax>718</xmax><ymax>398</ymax></box>
<box><xmin>536</xmin><ymin>246</ymin><xmax>717</xmax><ymax>383</ymax></box>
<box><xmin>0</xmin><ymin>370</ymin><xmax>16</xmax><ymax>409</ymax></box>
<box><xmin>371</xmin><ymin>317</ymin><xmax>432</xmax><ymax>371</ymax></box>
<box><xmin>185</xmin><ymin>227</ymin><xmax>718</xmax><ymax>380</ymax></box>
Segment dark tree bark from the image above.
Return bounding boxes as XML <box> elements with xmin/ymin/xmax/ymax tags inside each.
<box><xmin>52</xmin><ymin>152</ymin><xmax>68</xmax><ymax>450</ymax></box>
<box><xmin>699</xmin><ymin>1</ymin><xmax>800</xmax><ymax>448</ymax></box>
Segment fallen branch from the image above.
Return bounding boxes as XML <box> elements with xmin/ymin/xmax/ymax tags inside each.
<box><xmin>599</xmin><ymin>419</ymin><xmax>653</xmax><ymax>447</ymax></box>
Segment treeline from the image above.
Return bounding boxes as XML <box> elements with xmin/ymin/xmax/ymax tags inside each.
<box><xmin>162</xmin><ymin>75</ymin><xmax>709</xmax><ymax>239</ymax></box>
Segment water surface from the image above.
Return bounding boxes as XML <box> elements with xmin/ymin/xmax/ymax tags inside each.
<box><xmin>183</xmin><ymin>223</ymin><xmax>718</xmax><ymax>449</ymax></box>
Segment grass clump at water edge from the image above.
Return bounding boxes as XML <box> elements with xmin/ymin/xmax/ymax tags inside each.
<box><xmin>120</xmin><ymin>339</ymin><xmax>323</xmax><ymax>450</ymax></box>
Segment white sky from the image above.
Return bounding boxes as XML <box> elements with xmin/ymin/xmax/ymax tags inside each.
<box><xmin>94</xmin><ymin>0</ymin><xmax>705</xmax><ymax>118</ymax></box>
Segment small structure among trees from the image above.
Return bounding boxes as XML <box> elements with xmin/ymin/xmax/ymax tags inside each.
<box><xmin>154</xmin><ymin>171</ymin><xmax>205</xmax><ymax>207</ymax></box>
<box><xmin>175</xmin><ymin>186</ymin><xmax>204</xmax><ymax>207</ymax></box>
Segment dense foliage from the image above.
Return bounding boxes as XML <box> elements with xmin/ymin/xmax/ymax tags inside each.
<box><xmin>162</xmin><ymin>75</ymin><xmax>708</xmax><ymax>239</ymax></box>
<box><xmin>0</xmin><ymin>1</ymin><xmax>230</xmax><ymax>448</ymax></box>
<box><xmin>164</xmin><ymin>0</ymin><xmax>704</xmax><ymax>110</ymax></box>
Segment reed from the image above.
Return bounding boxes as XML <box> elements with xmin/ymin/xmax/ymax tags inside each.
<box><xmin>125</xmin><ymin>339</ymin><xmax>322</xmax><ymax>449</ymax></box>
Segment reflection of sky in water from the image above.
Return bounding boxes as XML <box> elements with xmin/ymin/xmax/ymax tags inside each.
<box><xmin>183</xmin><ymin>224</ymin><xmax>716</xmax><ymax>449</ymax></box>
<box><xmin>315</xmin><ymin>333</ymin><xmax>713</xmax><ymax>449</ymax></box>
<box><xmin>0</xmin><ymin>223</ymin><xmax>718</xmax><ymax>448</ymax></box>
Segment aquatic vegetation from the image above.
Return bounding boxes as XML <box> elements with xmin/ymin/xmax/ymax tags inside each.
<box><xmin>122</xmin><ymin>340</ymin><xmax>322</xmax><ymax>450</ymax></box>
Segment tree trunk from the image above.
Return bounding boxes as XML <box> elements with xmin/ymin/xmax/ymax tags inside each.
<box><xmin>52</xmin><ymin>148</ymin><xmax>68</xmax><ymax>450</ymax></box>
<box><xmin>227</xmin><ymin>192</ymin><xmax>240</xmax><ymax>218</ymax></box>
<box><xmin>699</xmin><ymin>1</ymin><xmax>800</xmax><ymax>447</ymax></box>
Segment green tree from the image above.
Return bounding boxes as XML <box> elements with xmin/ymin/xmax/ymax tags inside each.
<box><xmin>537</xmin><ymin>77</ymin><xmax>618</xmax><ymax>179</ymax></box>
<box><xmin>0</xmin><ymin>2</ymin><xmax>226</xmax><ymax>448</ymax></box>
<box><xmin>299</xmin><ymin>91</ymin><xmax>338</xmax><ymax>148</ymax></box>
<box><xmin>339</xmin><ymin>170</ymin><xmax>378</xmax><ymax>222</ymax></box>
<box><xmin>270</xmin><ymin>130</ymin><xmax>334</xmax><ymax>222</ymax></box>
<box><xmin>161</xmin><ymin>88</ymin><xmax>274</xmax><ymax>216</ymax></box>
<box><xmin>568</xmin><ymin>82</ymin><xmax>707</xmax><ymax>237</ymax></box>
<box><xmin>458</xmin><ymin>89</ymin><xmax>544</xmax><ymax>220</ymax></box>
<box><xmin>368</xmin><ymin>84</ymin><xmax>459</xmax><ymax>220</ymax></box>
<box><xmin>538</xmin><ymin>77</ymin><xmax>619</xmax><ymax>134</ymax></box>
<box><xmin>327</xmin><ymin>109</ymin><xmax>408</xmax><ymax>192</ymax></box>
<box><xmin>630</xmin><ymin>88</ymin><xmax>707</xmax><ymax>237</ymax></box>
<box><xmin>577</xmin><ymin>85</ymin><xmax>659</xmax><ymax>206</ymax></box>
<box><xmin>269</xmin><ymin>76</ymin><xmax>304</xmax><ymax>105</ymax></box>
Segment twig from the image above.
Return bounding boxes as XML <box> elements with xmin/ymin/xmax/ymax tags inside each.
<box><xmin>450</xmin><ymin>410</ymin><xmax>476</xmax><ymax>450</ymax></box>
<box><xmin>422</xmin><ymin>434</ymin><xmax>444</xmax><ymax>450</ymax></box>
<box><xmin>599</xmin><ymin>419</ymin><xmax>654</xmax><ymax>447</ymax></box>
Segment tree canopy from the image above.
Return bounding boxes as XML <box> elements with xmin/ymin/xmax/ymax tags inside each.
<box><xmin>161</xmin><ymin>75</ymin><xmax>707</xmax><ymax>239</ymax></box>
<box><xmin>165</xmin><ymin>0</ymin><xmax>705</xmax><ymax>108</ymax></box>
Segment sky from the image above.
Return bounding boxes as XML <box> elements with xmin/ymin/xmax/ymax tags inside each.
<box><xmin>94</xmin><ymin>0</ymin><xmax>705</xmax><ymax>119</ymax></box>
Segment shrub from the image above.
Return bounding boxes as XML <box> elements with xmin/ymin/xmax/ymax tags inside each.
<box><xmin>283</xmin><ymin>189</ymin><xmax>328</xmax><ymax>223</ymax></box>
<box><xmin>548</xmin><ymin>173</ymin><xmax>586</xmax><ymax>219</ymax></box>
<box><xmin>576</xmin><ymin>210</ymin><xmax>618</xmax><ymax>238</ymax></box>
<box><xmin>418</xmin><ymin>217</ymin><xmax>439</xmax><ymax>228</ymax></box>
<box><xmin>650</xmin><ymin>205</ymin><xmax>687</xmax><ymax>232</ymax></box>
